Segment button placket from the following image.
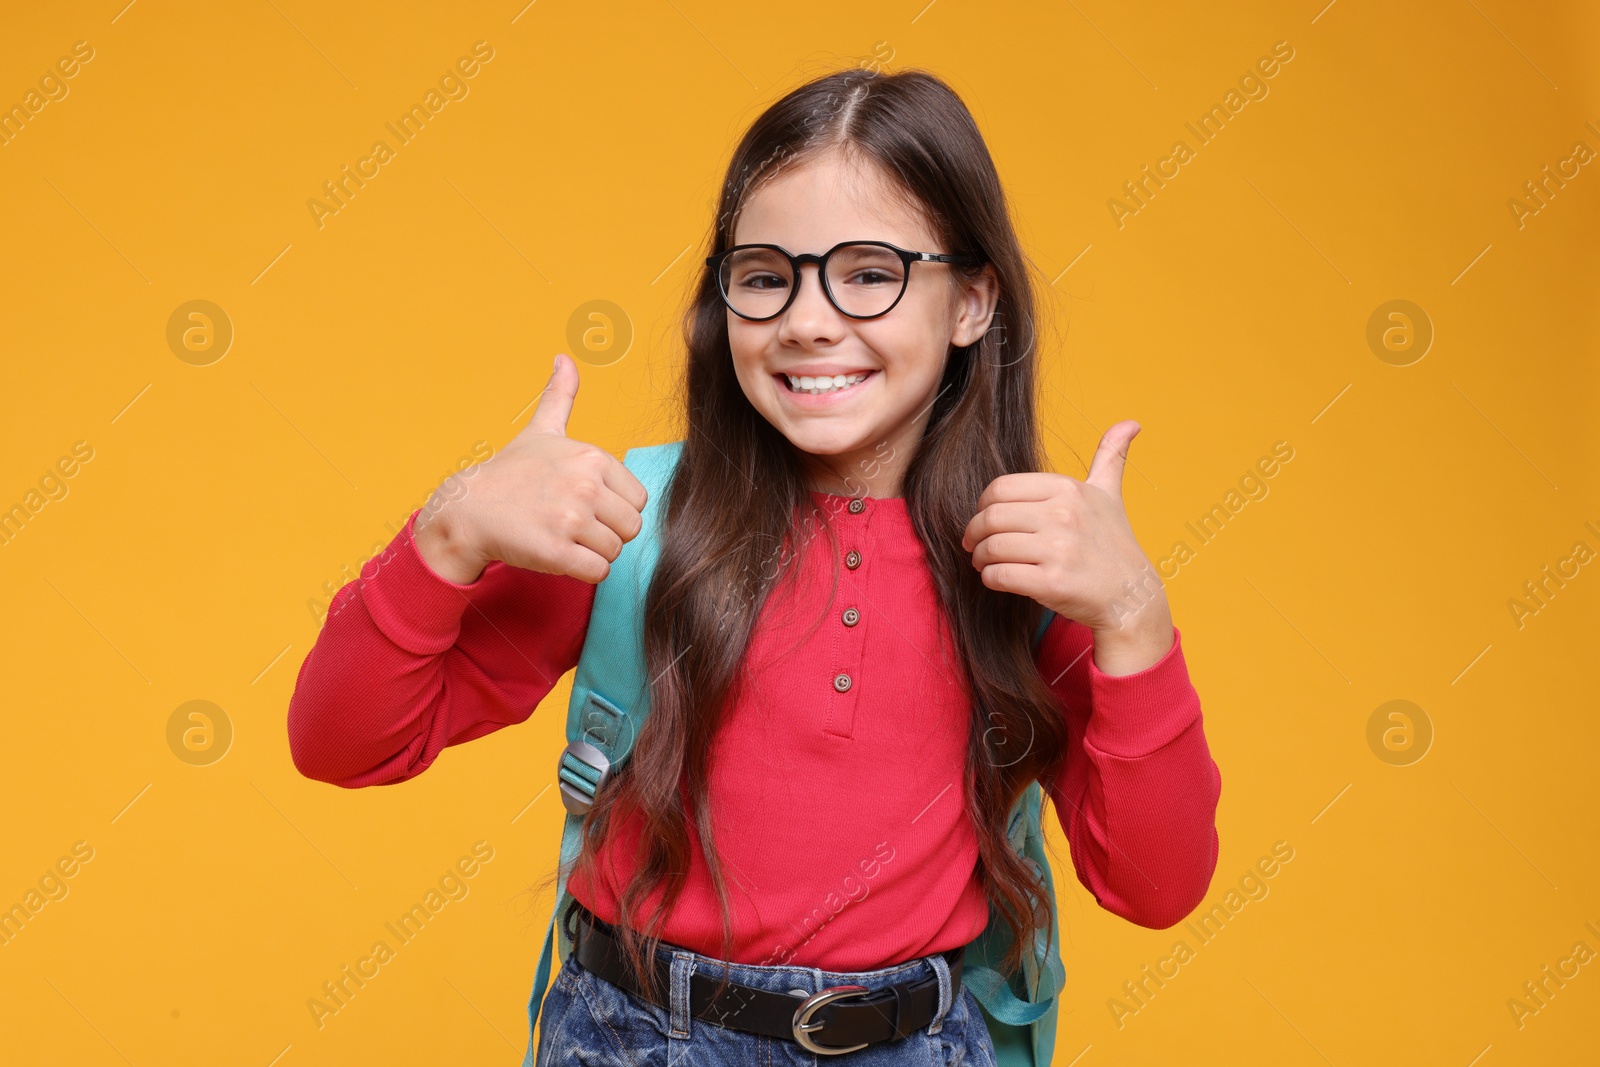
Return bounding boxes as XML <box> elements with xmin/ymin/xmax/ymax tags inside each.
<box><xmin>825</xmin><ymin>495</ymin><xmax>869</xmax><ymax>739</ymax></box>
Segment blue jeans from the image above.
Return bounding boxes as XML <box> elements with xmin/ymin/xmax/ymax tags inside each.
<box><xmin>533</xmin><ymin>938</ymin><xmax>999</xmax><ymax>1066</ymax></box>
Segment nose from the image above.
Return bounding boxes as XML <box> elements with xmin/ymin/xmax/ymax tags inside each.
<box><xmin>775</xmin><ymin>263</ymin><xmax>847</xmax><ymax>348</ymax></box>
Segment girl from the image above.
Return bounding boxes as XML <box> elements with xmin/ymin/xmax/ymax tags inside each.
<box><xmin>288</xmin><ymin>67</ymin><xmax>1221</xmax><ymax>1066</ymax></box>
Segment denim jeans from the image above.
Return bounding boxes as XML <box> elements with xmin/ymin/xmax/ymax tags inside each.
<box><xmin>533</xmin><ymin>938</ymin><xmax>999</xmax><ymax>1066</ymax></box>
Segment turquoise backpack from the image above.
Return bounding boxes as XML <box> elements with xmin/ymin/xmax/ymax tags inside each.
<box><xmin>520</xmin><ymin>440</ymin><xmax>1066</xmax><ymax>1066</ymax></box>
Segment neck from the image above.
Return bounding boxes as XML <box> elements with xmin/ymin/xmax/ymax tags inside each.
<box><xmin>803</xmin><ymin>460</ymin><xmax>905</xmax><ymax>499</ymax></box>
<box><xmin>797</xmin><ymin>423</ymin><xmax>927</xmax><ymax>500</ymax></box>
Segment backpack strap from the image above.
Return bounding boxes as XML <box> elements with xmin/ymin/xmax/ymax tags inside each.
<box><xmin>1033</xmin><ymin>608</ymin><xmax>1055</xmax><ymax>649</ymax></box>
<box><xmin>556</xmin><ymin>439</ymin><xmax>685</xmax><ymax>813</ymax></box>
<box><xmin>960</xmin><ymin>610</ymin><xmax>1067</xmax><ymax>1067</ymax></box>
<box><xmin>521</xmin><ymin>440</ymin><xmax>683</xmax><ymax>1067</ymax></box>
<box><xmin>962</xmin><ymin>779</ymin><xmax>1067</xmax><ymax>1066</ymax></box>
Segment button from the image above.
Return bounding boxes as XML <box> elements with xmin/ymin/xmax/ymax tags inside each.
<box><xmin>848</xmin><ymin>497</ymin><xmax>865</xmax><ymax>514</ymax></box>
<box><xmin>833</xmin><ymin>673</ymin><xmax>852</xmax><ymax>692</ymax></box>
<box><xmin>842</xmin><ymin>607</ymin><xmax>859</xmax><ymax>626</ymax></box>
<box><xmin>845</xmin><ymin>550</ymin><xmax>861</xmax><ymax>569</ymax></box>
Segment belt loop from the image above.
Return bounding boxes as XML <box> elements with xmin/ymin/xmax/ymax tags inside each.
<box><xmin>926</xmin><ymin>952</ymin><xmax>954</xmax><ymax>1035</ymax></box>
<box><xmin>669</xmin><ymin>951</ymin><xmax>696</xmax><ymax>1039</ymax></box>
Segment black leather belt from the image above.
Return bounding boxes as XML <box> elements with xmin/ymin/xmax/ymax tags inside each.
<box><xmin>565</xmin><ymin>898</ymin><xmax>965</xmax><ymax>1055</ymax></box>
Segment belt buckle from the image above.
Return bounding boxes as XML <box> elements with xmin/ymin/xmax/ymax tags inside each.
<box><xmin>792</xmin><ymin>985</ymin><xmax>872</xmax><ymax>1055</ymax></box>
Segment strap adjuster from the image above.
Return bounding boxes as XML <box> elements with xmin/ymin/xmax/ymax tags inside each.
<box><xmin>557</xmin><ymin>739</ymin><xmax>610</xmax><ymax>814</ymax></box>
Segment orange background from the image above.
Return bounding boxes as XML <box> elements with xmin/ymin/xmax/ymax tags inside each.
<box><xmin>1</xmin><ymin>1</ymin><xmax>1596</xmax><ymax>1064</ymax></box>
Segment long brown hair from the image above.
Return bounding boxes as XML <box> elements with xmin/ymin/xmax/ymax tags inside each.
<box><xmin>555</xmin><ymin>65</ymin><xmax>1068</xmax><ymax>1005</ymax></box>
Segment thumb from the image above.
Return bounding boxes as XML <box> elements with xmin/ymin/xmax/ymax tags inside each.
<box><xmin>1085</xmin><ymin>420</ymin><xmax>1140</xmax><ymax>497</ymax></box>
<box><xmin>526</xmin><ymin>353</ymin><xmax>579</xmax><ymax>436</ymax></box>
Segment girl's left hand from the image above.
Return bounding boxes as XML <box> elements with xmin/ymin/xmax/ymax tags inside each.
<box><xmin>960</xmin><ymin>421</ymin><xmax>1173</xmax><ymax>671</ymax></box>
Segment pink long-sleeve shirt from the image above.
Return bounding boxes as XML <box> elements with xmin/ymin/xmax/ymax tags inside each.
<box><xmin>287</xmin><ymin>489</ymin><xmax>1221</xmax><ymax>970</ymax></box>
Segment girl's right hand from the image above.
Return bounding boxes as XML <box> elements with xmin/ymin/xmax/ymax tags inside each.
<box><xmin>413</xmin><ymin>354</ymin><xmax>649</xmax><ymax>586</ymax></box>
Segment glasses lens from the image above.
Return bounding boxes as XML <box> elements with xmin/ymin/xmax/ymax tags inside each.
<box><xmin>719</xmin><ymin>247</ymin><xmax>793</xmax><ymax>319</ymax></box>
<box><xmin>825</xmin><ymin>244</ymin><xmax>906</xmax><ymax>318</ymax></box>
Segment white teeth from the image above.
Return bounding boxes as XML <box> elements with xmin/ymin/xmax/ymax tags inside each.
<box><xmin>785</xmin><ymin>372</ymin><xmax>870</xmax><ymax>395</ymax></box>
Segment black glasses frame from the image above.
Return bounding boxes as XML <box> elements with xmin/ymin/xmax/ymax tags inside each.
<box><xmin>705</xmin><ymin>240</ymin><xmax>984</xmax><ymax>322</ymax></box>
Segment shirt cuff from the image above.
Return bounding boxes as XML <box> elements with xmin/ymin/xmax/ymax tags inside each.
<box><xmin>353</xmin><ymin>508</ymin><xmax>484</xmax><ymax>655</ymax></box>
<box><xmin>1082</xmin><ymin>624</ymin><xmax>1200</xmax><ymax>758</ymax></box>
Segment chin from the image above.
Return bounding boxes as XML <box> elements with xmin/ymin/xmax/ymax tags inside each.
<box><xmin>773</xmin><ymin>420</ymin><xmax>873</xmax><ymax>458</ymax></box>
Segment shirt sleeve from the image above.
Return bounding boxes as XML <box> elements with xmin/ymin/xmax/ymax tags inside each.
<box><xmin>1036</xmin><ymin>616</ymin><xmax>1222</xmax><ymax>929</ymax></box>
<box><xmin>286</xmin><ymin>508</ymin><xmax>595</xmax><ymax>788</ymax></box>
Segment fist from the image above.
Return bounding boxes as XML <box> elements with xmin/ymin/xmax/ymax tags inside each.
<box><xmin>413</xmin><ymin>353</ymin><xmax>649</xmax><ymax>585</ymax></box>
<box><xmin>959</xmin><ymin>421</ymin><xmax>1168</xmax><ymax>638</ymax></box>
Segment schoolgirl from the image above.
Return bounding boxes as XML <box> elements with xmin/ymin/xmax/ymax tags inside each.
<box><xmin>289</xmin><ymin>66</ymin><xmax>1221</xmax><ymax>1066</ymax></box>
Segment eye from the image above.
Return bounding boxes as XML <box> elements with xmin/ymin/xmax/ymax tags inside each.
<box><xmin>828</xmin><ymin>246</ymin><xmax>905</xmax><ymax>290</ymax></box>
<box><xmin>736</xmin><ymin>272</ymin><xmax>788</xmax><ymax>292</ymax></box>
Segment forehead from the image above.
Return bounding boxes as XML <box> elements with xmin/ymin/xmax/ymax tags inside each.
<box><xmin>731</xmin><ymin>147</ymin><xmax>940</xmax><ymax>252</ymax></box>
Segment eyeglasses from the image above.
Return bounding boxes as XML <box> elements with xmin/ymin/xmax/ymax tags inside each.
<box><xmin>705</xmin><ymin>240</ymin><xmax>983</xmax><ymax>322</ymax></box>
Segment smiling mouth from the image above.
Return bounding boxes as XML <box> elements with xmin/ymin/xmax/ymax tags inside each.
<box><xmin>777</xmin><ymin>370</ymin><xmax>876</xmax><ymax>396</ymax></box>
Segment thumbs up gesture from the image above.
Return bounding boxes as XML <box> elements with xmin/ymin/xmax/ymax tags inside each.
<box><xmin>413</xmin><ymin>354</ymin><xmax>649</xmax><ymax>586</ymax></box>
<box><xmin>960</xmin><ymin>421</ymin><xmax>1174</xmax><ymax>673</ymax></box>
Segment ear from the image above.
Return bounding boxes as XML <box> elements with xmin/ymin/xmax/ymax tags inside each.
<box><xmin>948</xmin><ymin>264</ymin><xmax>1001</xmax><ymax>349</ymax></box>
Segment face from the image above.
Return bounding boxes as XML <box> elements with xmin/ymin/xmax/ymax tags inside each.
<box><xmin>726</xmin><ymin>147</ymin><xmax>998</xmax><ymax>497</ymax></box>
